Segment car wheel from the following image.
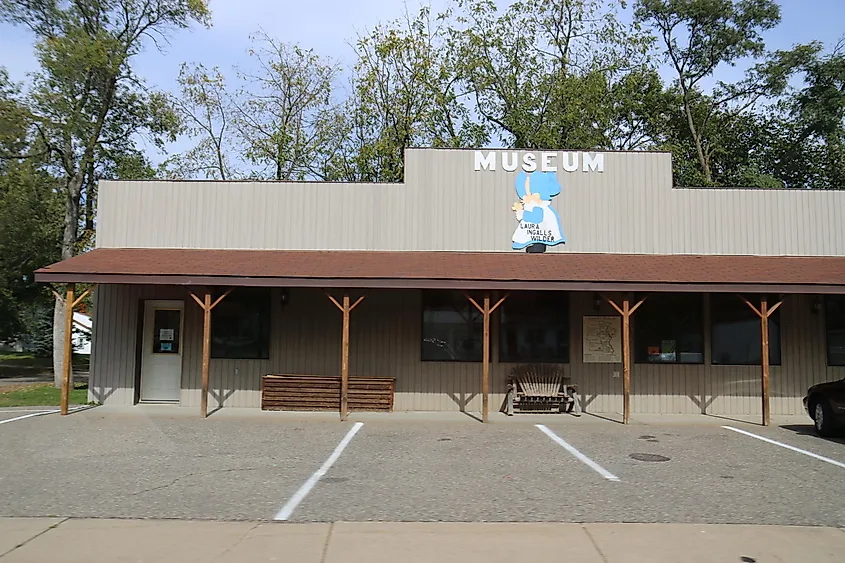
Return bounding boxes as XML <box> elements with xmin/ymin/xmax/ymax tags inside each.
<box><xmin>813</xmin><ymin>400</ymin><xmax>835</xmax><ymax>437</ymax></box>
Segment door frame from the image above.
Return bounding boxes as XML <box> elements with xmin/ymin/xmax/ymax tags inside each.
<box><xmin>137</xmin><ymin>299</ymin><xmax>185</xmax><ymax>404</ymax></box>
<box><xmin>133</xmin><ymin>299</ymin><xmax>144</xmax><ymax>404</ymax></box>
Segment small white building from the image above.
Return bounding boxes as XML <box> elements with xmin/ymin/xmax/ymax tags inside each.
<box><xmin>73</xmin><ymin>312</ymin><xmax>91</xmax><ymax>355</ymax></box>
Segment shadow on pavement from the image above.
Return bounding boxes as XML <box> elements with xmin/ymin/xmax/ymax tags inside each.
<box><xmin>703</xmin><ymin>413</ymin><xmax>764</xmax><ymax>426</ymax></box>
<box><xmin>779</xmin><ymin>424</ymin><xmax>845</xmax><ymax>445</ymax></box>
<box><xmin>459</xmin><ymin>411</ymin><xmax>482</xmax><ymax>423</ymax></box>
<box><xmin>583</xmin><ymin>412</ymin><xmax>623</xmax><ymax>424</ymax></box>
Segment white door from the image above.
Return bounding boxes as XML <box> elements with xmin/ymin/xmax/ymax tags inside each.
<box><xmin>140</xmin><ymin>300</ymin><xmax>184</xmax><ymax>402</ymax></box>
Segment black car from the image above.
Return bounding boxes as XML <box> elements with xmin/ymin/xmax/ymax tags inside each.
<box><xmin>803</xmin><ymin>378</ymin><xmax>845</xmax><ymax>436</ymax></box>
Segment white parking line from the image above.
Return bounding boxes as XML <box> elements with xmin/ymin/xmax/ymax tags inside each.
<box><xmin>723</xmin><ymin>426</ymin><xmax>845</xmax><ymax>470</ymax></box>
<box><xmin>274</xmin><ymin>422</ymin><xmax>364</xmax><ymax>521</ymax></box>
<box><xmin>0</xmin><ymin>405</ymin><xmax>89</xmax><ymax>425</ymax></box>
<box><xmin>0</xmin><ymin>410</ymin><xmax>59</xmax><ymax>425</ymax></box>
<box><xmin>536</xmin><ymin>424</ymin><xmax>620</xmax><ymax>481</ymax></box>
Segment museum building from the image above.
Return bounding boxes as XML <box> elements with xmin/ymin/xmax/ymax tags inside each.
<box><xmin>35</xmin><ymin>149</ymin><xmax>845</xmax><ymax>423</ymax></box>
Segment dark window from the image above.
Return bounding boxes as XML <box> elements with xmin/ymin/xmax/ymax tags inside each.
<box><xmin>421</xmin><ymin>291</ymin><xmax>482</xmax><ymax>361</ymax></box>
<box><xmin>152</xmin><ymin>309</ymin><xmax>181</xmax><ymax>354</ymax></box>
<box><xmin>826</xmin><ymin>295</ymin><xmax>845</xmax><ymax>366</ymax></box>
<box><xmin>211</xmin><ymin>288</ymin><xmax>271</xmax><ymax>359</ymax></box>
<box><xmin>711</xmin><ymin>294</ymin><xmax>781</xmax><ymax>365</ymax></box>
<box><xmin>499</xmin><ymin>292</ymin><xmax>569</xmax><ymax>363</ymax></box>
<box><xmin>634</xmin><ymin>294</ymin><xmax>703</xmax><ymax>364</ymax></box>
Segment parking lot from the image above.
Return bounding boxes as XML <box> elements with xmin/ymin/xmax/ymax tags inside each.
<box><xmin>0</xmin><ymin>407</ymin><xmax>843</xmax><ymax>526</ymax></box>
<box><xmin>0</xmin><ymin>409</ymin><xmax>59</xmax><ymax>425</ymax></box>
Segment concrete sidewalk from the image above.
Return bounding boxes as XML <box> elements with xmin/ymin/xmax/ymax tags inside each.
<box><xmin>1</xmin><ymin>519</ymin><xmax>843</xmax><ymax>563</ymax></box>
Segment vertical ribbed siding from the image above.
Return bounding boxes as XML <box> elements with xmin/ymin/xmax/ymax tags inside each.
<box><xmin>96</xmin><ymin>150</ymin><xmax>845</xmax><ymax>256</ymax></box>
<box><xmin>89</xmin><ymin>284</ymin><xmax>135</xmax><ymax>405</ymax></box>
<box><xmin>89</xmin><ymin>284</ymin><xmax>186</xmax><ymax>406</ymax></box>
<box><xmin>565</xmin><ymin>293</ymin><xmax>622</xmax><ymax>415</ymax></box>
<box><xmin>180</xmin><ymin>289</ymin><xmax>272</xmax><ymax>409</ymax></box>
<box><xmin>92</xmin><ymin>286</ymin><xmax>845</xmax><ymax>415</ymax></box>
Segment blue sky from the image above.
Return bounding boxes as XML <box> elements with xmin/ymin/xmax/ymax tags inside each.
<box><xmin>3</xmin><ymin>0</ymin><xmax>842</xmax><ymax>87</ymax></box>
<box><xmin>1</xmin><ymin>0</ymin><xmax>843</xmax><ymax>162</ymax></box>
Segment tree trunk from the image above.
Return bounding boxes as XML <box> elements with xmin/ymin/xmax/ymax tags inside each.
<box><xmin>682</xmin><ymin>94</ymin><xmax>712</xmax><ymax>184</ymax></box>
<box><xmin>52</xmin><ymin>173</ymin><xmax>83</xmax><ymax>388</ymax></box>
<box><xmin>52</xmin><ymin>298</ymin><xmax>66</xmax><ymax>388</ymax></box>
<box><xmin>276</xmin><ymin>140</ymin><xmax>284</xmax><ymax>181</ymax></box>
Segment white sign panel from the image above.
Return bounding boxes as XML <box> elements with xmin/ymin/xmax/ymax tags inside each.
<box><xmin>474</xmin><ymin>150</ymin><xmax>604</xmax><ymax>173</ymax></box>
<box><xmin>159</xmin><ymin>328</ymin><xmax>175</xmax><ymax>342</ymax></box>
<box><xmin>582</xmin><ymin>316</ymin><xmax>621</xmax><ymax>363</ymax></box>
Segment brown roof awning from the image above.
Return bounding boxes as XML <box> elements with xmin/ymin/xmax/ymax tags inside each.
<box><xmin>33</xmin><ymin>248</ymin><xmax>845</xmax><ymax>293</ymax></box>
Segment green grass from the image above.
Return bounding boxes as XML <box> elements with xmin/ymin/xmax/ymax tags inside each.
<box><xmin>0</xmin><ymin>352</ymin><xmax>40</xmax><ymax>362</ymax></box>
<box><xmin>0</xmin><ymin>352</ymin><xmax>89</xmax><ymax>378</ymax></box>
<box><xmin>0</xmin><ymin>382</ymin><xmax>89</xmax><ymax>407</ymax></box>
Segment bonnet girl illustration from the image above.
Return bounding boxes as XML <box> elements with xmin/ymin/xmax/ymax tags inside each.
<box><xmin>511</xmin><ymin>170</ymin><xmax>565</xmax><ymax>250</ymax></box>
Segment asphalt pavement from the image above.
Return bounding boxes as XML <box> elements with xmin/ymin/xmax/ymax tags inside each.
<box><xmin>0</xmin><ymin>407</ymin><xmax>843</xmax><ymax>526</ymax></box>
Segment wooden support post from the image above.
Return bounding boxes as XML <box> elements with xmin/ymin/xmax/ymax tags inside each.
<box><xmin>739</xmin><ymin>294</ymin><xmax>782</xmax><ymax>427</ymax></box>
<box><xmin>621</xmin><ymin>298</ymin><xmax>631</xmax><ymax>425</ymax></box>
<box><xmin>761</xmin><ymin>297</ymin><xmax>770</xmax><ymax>427</ymax></box>
<box><xmin>465</xmin><ymin>292</ymin><xmax>507</xmax><ymax>423</ymax></box>
<box><xmin>326</xmin><ymin>291</ymin><xmax>366</xmax><ymax>421</ymax></box>
<box><xmin>201</xmin><ymin>291</ymin><xmax>211</xmax><ymax>419</ymax></box>
<box><xmin>188</xmin><ymin>287</ymin><xmax>233</xmax><ymax>418</ymax></box>
<box><xmin>341</xmin><ymin>293</ymin><xmax>350</xmax><ymax>422</ymax></box>
<box><xmin>481</xmin><ymin>293</ymin><xmax>490</xmax><ymax>423</ymax></box>
<box><xmin>56</xmin><ymin>283</ymin><xmax>98</xmax><ymax>416</ymax></box>
<box><xmin>61</xmin><ymin>284</ymin><xmax>75</xmax><ymax>416</ymax></box>
<box><xmin>603</xmin><ymin>294</ymin><xmax>646</xmax><ymax>425</ymax></box>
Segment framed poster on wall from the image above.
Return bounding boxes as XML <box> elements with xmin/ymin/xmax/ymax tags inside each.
<box><xmin>583</xmin><ymin>316</ymin><xmax>622</xmax><ymax>363</ymax></box>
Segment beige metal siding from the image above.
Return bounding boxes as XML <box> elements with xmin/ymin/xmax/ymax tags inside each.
<box><xmin>90</xmin><ymin>284</ymin><xmax>274</xmax><ymax>407</ymax></box>
<box><xmin>96</xmin><ymin>149</ymin><xmax>845</xmax><ymax>256</ymax></box>
<box><xmin>575</xmin><ymin>293</ymin><xmax>845</xmax><ymax>416</ymax></box>
<box><xmin>89</xmin><ymin>284</ymin><xmax>182</xmax><ymax>405</ymax></box>
<box><xmin>91</xmin><ymin>286</ymin><xmax>844</xmax><ymax>416</ymax></box>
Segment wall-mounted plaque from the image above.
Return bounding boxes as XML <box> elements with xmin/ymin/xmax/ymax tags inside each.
<box><xmin>583</xmin><ymin>316</ymin><xmax>621</xmax><ymax>363</ymax></box>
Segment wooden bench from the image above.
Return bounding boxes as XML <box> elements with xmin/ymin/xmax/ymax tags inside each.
<box><xmin>506</xmin><ymin>364</ymin><xmax>577</xmax><ymax>415</ymax></box>
<box><xmin>261</xmin><ymin>374</ymin><xmax>395</xmax><ymax>412</ymax></box>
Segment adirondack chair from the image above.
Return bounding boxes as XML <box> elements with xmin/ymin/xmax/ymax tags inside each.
<box><xmin>505</xmin><ymin>364</ymin><xmax>579</xmax><ymax>415</ymax></box>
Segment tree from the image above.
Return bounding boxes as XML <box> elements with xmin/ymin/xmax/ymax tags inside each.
<box><xmin>0</xmin><ymin>173</ymin><xmax>63</xmax><ymax>340</ymax></box>
<box><xmin>325</xmin><ymin>5</ymin><xmax>487</xmax><ymax>182</ymax></box>
<box><xmin>232</xmin><ymin>32</ymin><xmax>340</xmax><ymax>180</ymax></box>
<box><xmin>453</xmin><ymin>0</ymin><xmax>652</xmax><ymax>150</ymax></box>
<box><xmin>0</xmin><ymin>70</ymin><xmax>62</xmax><ymax>343</ymax></box>
<box><xmin>0</xmin><ymin>0</ymin><xmax>210</xmax><ymax>386</ymax></box>
<box><xmin>793</xmin><ymin>40</ymin><xmax>845</xmax><ymax>141</ymax></box>
<box><xmin>634</xmin><ymin>0</ymin><xmax>814</xmax><ymax>185</ymax></box>
<box><xmin>603</xmin><ymin>66</ymin><xmax>668</xmax><ymax>151</ymax></box>
<box><xmin>166</xmin><ymin>63</ymin><xmax>236</xmax><ymax>180</ymax></box>
<box><xmin>772</xmin><ymin>40</ymin><xmax>845</xmax><ymax>190</ymax></box>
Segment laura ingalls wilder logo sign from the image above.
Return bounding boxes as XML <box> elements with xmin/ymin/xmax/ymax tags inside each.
<box><xmin>511</xmin><ymin>171</ymin><xmax>564</xmax><ymax>250</ymax></box>
<box><xmin>473</xmin><ymin>150</ymin><xmax>605</xmax><ymax>251</ymax></box>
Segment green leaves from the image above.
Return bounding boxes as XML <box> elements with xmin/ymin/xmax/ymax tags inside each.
<box><xmin>234</xmin><ymin>33</ymin><xmax>341</xmax><ymax>181</ymax></box>
<box><xmin>319</xmin><ymin>5</ymin><xmax>488</xmax><ymax>182</ymax></box>
<box><xmin>636</xmin><ymin>0</ymin><xmax>780</xmax><ymax>81</ymax></box>
<box><xmin>0</xmin><ymin>87</ymin><xmax>62</xmax><ymax>339</ymax></box>
<box><xmin>452</xmin><ymin>0</ymin><xmax>655</xmax><ymax>149</ymax></box>
<box><xmin>635</xmin><ymin>0</ymin><xmax>796</xmax><ymax>184</ymax></box>
<box><xmin>0</xmin><ymin>1</ymin><xmax>211</xmax><ymax>354</ymax></box>
<box><xmin>165</xmin><ymin>62</ymin><xmax>234</xmax><ymax>179</ymax></box>
<box><xmin>166</xmin><ymin>34</ymin><xmax>344</xmax><ymax>181</ymax></box>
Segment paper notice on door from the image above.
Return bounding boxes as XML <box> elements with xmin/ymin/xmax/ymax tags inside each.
<box><xmin>159</xmin><ymin>328</ymin><xmax>175</xmax><ymax>341</ymax></box>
